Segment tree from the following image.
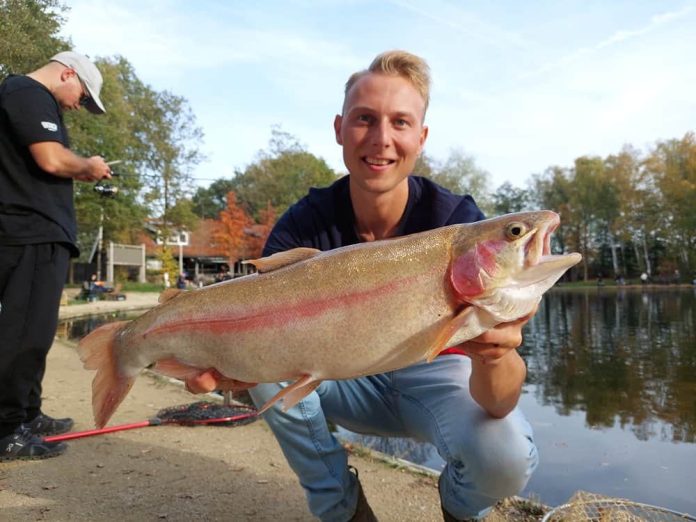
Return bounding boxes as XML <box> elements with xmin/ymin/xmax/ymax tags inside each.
<box><xmin>644</xmin><ymin>133</ymin><xmax>696</xmax><ymax>277</ymax></box>
<box><xmin>413</xmin><ymin>152</ymin><xmax>436</xmax><ymax>177</ymax></box>
<box><xmin>246</xmin><ymin>202</ymin><xmax>277</xmax><ymax>259</ymax></box>
<box><xmin>192</xmin><ymin>178</ymin><xmax>237</xmax><ymax>219</ymax></box>
<box><xmin>0</xmin><ymin>0</ymin><xmax>69</xmax><ymax>78</ymax></box>
<box><xmin>492</xmin><ymin>182</ymin><xmax>531</xmax><ymax>215</ymax></box>
<box><xmin>138</xmin><ymin>90</ymin><xmax>205</xmax><ymax>230</ymax></box>
<box><xmin>604</xmin><ymin>146</ymin><xmax>651</xmax><ymax>276</ymax></box>
<box><xmin>570</xmin><ymin>156</ymin><xmax>619</xmax><ymax>281</ymax></box>
<box><xmin>156</xmin><ymin>245</ymin><xmax>179</xmax><ymax>288</ymax></box>
<box><xmin>231</xmin><ymin>127</ymin><xmax>337</xmax><ymax>218</ymax></box>
<box><xmin>422</xmin><ymin>148</ymin><xmax>492</xmax><ymax>213</ymax></box>
<box><xmin>530</xmin><ymin>167</ymin><xmax>577</xmax><ymax>270</ymax></box>
<box><xmin>214</xmin><ymin>191</ymin><xmax>252</xmax><ymax>264</ymax></box>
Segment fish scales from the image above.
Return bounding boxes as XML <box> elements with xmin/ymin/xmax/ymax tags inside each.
<box><xmin>120</xmin><ymin>227</ymin><xmax>457</xmax><ymax>382</ymax></box>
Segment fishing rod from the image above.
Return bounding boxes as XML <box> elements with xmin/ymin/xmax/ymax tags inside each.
<box><xmin>93</xmin><ymin>159</ymin><xmax>222</xmax><ymax>198</ymax></box>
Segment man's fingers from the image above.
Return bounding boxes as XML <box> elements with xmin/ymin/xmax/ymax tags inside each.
<box><xmin>185</xmin><ymin>370</ymin><xmax>257</xmax><ymax>394</ymax></box>
<box><xmin>470</xmin><ymin>328</ymin><xmax>524</xmax><ymax>349</ymax></box>
<box><xmin>185</xmin><ymin>372</ymin><xmax>217</xmax><ymax>394</ymax></box>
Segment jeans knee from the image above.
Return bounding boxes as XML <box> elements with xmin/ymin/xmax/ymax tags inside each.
<box><xmin>462</xmin><ymin>439</ymin><xmax>537</xmax><ymax>500</ymax></box>
<box><xmin>445</xmin><ymin>417</ymin><xmax>538</xmax><ymax>500</ymax></box>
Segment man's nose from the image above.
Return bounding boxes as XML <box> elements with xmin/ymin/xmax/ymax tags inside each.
<box><xmin>369</xmin><ymin>120</ymin><xmax>391</xmax><ymax>148</ymax></box>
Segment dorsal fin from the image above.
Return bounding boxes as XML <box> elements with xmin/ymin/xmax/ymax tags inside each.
<box><xmin>243</xmin><ymin>247</ymin><xmax>321</xmax><ymax>273</ymax></box>
<box><xmin>159</xmin><ymin>288</ymin><xmax>184</xmax><ymax>303</ymax></box>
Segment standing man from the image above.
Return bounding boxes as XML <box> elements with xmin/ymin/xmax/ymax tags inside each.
<box><xmin>188</xmin><ymin>50</ymin><xmax>538</xmax><ymax>521</ymax></box>
<box><xmin>0</xmin><ymin>51</ymin><xmax>112</xmax><ymax>461</ymax></box>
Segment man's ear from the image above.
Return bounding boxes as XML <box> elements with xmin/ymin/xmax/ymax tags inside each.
<box><xmin>333</xmin><ymin>114</ymin><xmax>343</xmax><ymax>145</ymax></box>
<box><xmin>60</xmin><ymin>67</ymin><xmax>76</xmax><ymax>82</ymax></box>
<box><xmin>418</xmin><ymin>125</ymin><xmax>429</xmax><ymax>152</ymax></box>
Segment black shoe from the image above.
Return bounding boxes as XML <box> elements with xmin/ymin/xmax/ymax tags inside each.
<box><xmin>349</xmin><ymin>466</ymin><xmax>378</xmax><ymax>522</ymax></box>
<box><xmin>0</xmin><ymin>425</ymin><xmax>67</xmax><ymax>462</ymax></box>
<box><xmin>25</xmin><ymin>413</ymin><xmax>74</xmax><ymax>436</ymax></box>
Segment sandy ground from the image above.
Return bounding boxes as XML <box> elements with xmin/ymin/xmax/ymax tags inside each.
<box><xmin>0</xmin><ymin>293</ymin><xmax>450</xmax><ymax>521</ymax></box>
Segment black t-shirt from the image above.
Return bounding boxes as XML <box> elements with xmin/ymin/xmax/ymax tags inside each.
<box><xmin>263</xmin><ymin>175</ymin><xmax>486</xmax><ymax>256</ymax></box>
<box><xmin>0</xmin><ymin>74</ymin><xmax>78</xmax><ymax>256</ymax></box>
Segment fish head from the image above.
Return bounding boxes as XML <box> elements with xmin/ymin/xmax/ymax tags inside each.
<box><xmin>448</xmin><ymin>210</ymin><xmax>582</xmax><ymax>321</ymax></box>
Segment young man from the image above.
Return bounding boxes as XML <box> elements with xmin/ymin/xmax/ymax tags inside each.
<box><xmin>188</xmin><ymin>50</ymin><xmax>538</xmax><ymax>521</ymax></box>
<box><xmin>0</xmin><ymin>51</ymin><xmax>112</xmax><ymax>461</ymax></box>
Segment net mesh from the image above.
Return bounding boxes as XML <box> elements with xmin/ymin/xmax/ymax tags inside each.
<box><xmin>542</xmin><ymin>492</ymin><xmax>696</xmax><ymax>522</ymax></box>
<box><xmin>156</xmin><ymin>401</ymin><xmax>258</xmax><ymax>426</ymax></box>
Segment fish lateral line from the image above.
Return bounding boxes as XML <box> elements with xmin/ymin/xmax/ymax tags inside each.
<box><xmin>142</xmin><ymin>271</ymin><xmax>434</xmax><ymax>338</ymax></box>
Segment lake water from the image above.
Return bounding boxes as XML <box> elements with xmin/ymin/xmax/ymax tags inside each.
<box><xmin>59</xmin><ymin>287</ymin><xmax>696</xmax><ymax>513</ymax></box>
<box><xmin>340</xmin><ymin>287</ymin><xmax>696</xmax><ymax>513</ymax></box>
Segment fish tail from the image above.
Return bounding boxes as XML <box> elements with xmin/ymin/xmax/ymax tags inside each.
<box><xmin>78</xmin><ymin>321</ymin><xmax>135</xmax><ymax>428</ymax></box>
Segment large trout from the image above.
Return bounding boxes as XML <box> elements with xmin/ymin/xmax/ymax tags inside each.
<box><xmin>79</xmin><ymin>211</ymin><xmax>581</xmax><ymax>428</ymax></box>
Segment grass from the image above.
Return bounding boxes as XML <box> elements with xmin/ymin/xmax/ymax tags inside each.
<box><xmin>119</xmin><ymin>281</ymin><xmax>165</xmax><ymax>292</ymax></box>
<box><xmin>65</xmin><ymin>281</ymin><xmax>164</xmax><ymax>292</ymax></box>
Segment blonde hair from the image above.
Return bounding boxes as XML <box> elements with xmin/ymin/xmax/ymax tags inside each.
<box><xmin>343</xmin><ymin>50</ymin><xmax>431</xmax><ymax>115</ymax></box>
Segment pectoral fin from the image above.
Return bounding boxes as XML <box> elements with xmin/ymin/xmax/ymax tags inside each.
<box><xmin>243</xmin><ymin>248</ymin><xmax>321</xmax><ymax>273</ymax></box>
<box><xmin>258</xmin><ymin>375</ymin><xmax>321</xmax><ymax>413</ymax></box>
<box><xmin>425</xmin><ymin>307</ymin><xmax>476</xmax><ymax>362</ymax></box>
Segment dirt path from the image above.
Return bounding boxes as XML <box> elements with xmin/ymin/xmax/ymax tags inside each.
<box><xmin>1</xmin><ymin>293</ymin><xmax>447</xmax><ymax>521</ymax></box>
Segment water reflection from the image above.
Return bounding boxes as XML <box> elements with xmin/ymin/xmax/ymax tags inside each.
<box><xmin>56</xmin><ymin>311</ymin><xmax>141</xmax><ymax>342</ymax></box>
<box><xmin>523</xmin><ymin>288</ymin><xmax>696</xmax><ymax>443</ymax></box>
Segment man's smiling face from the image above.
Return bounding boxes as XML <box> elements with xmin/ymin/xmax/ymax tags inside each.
<box><xmin>334</xmin><ymin>72</ymin><xmax>428</xmax><ymax>196</ymax></box>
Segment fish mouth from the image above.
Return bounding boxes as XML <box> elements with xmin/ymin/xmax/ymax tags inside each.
<box><xmin>523</xmin><ymin>213</ymin><xmax>560</xmax><ymax>267</ymax></box>
<box><xmin>517</xmin><ymin>216</ymin><xmax>581</xmax><ymax>284</ymax></box>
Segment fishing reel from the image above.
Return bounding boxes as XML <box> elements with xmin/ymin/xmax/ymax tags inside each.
<box><xmin>93</xmin><ymin>164</ymin><xmax>120</xmax><ymax>198</ymax></box>
<box><xmin>93</xmin><ymin>178</ymin><xmax>119</xmax><ymax>197</ymax></box>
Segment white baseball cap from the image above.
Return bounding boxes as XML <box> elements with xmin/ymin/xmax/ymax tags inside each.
<box><xmin>50</xmin><ymin>51</ymin><xmax>106</xmax><ymax>114</ymax></box>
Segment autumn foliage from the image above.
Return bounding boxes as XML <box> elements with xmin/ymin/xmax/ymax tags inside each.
<box><xmin>246</xmin><ymin>202</ymin><xmax>277</xmax><ymax>259</ymax></box>
<box><xmin>214</xmin><ymin>191</ymin><xmax>276</xmax><ymax>263</ymax></box>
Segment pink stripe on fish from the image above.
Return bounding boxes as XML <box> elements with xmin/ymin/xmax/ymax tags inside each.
<box><xmin>144</xmin><ymin>269</ymin><xmax>437</xmax><ymax>338</ymax></box>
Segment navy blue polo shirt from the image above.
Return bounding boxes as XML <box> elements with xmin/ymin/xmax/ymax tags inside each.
<box><xmin>263</xmin><ymin>175</ymin><xmax>485</xmax><ymax>256</ymax></box>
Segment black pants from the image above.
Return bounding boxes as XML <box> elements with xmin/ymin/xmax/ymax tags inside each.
<box><xmin>0</xmin><ymin>243</ymin><xmax>69</xmax><ymax>438</ymax></box>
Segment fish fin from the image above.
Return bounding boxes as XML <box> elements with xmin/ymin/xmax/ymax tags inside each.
<box><xmin>425</xmin><ymin>307</ymin><xmax>476</xmax><ymax>363</ymax></box>
<box><xmin>78</xmin><ymin>321</ymin><xmax>136</xmax><ymax>428</ymax></box>
<box><xmin>257</xmin><ymin>375</ymin><xmax>321</xmax><ymax>414</ymax></box>
<box><xmin>243</xmin><ymin>248</ymin><xmax>321</xmax><ymax>273</ymax></box>
<box><xmin>152</xmin><ymin>358</ymin><xmax>205</xmax><ymax>380</ymax></box>
<box><xmin>159</xmin><ymin>288</ymin><xmax>184</xmax><ymax>303</ymax></box>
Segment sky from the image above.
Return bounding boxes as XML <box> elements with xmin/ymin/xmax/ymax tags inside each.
<box><xmin>61</xmin><ymin>0</ymin><xmax>696</xmax><ymax>190</ymax></box>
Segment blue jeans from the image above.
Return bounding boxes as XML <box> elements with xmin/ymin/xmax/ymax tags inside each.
<box><xmin>249</xmin><ymin>355</ymin><xmax>538</xmax><ymax>521</ymax></box>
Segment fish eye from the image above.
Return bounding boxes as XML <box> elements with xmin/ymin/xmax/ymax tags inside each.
<box><xmin>505</xmin><ymin>222</ymin><xmax>527</xmax><ymax>240</ymax></box>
